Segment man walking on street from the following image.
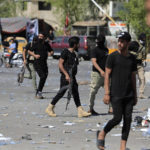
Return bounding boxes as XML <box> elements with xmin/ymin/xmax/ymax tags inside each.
<box><xmin>23</xmin><ymin>36</ymin><xmax>38</xmax><ymax>91</ymax></box>
<box><xmin>28</xmin><ymin>32</ymin><xmax>53</xmax><ymax>99</ymax></box>
<box><xmin>45</xmin><ymin>36</ymin><xmax>91</xmax><ymax>118</ymax></box>
<box><xmin>136</xmin><ymin>33</ymin><xmax>147</xmax><ymax>99</ymax></box>
<box><xmin>128</xmin><ymin>34</ymin><xmax>148</xmax><ymax>99</ymax></box>
<box><xmin>88</xmin><ymin>34</ymin><xmax>109</xmax><ymax>115</ymax></box>
<box><xmin>96</xmin><ymin>32</ymin><xmax>137</xmax><ymax>150</ymax></box>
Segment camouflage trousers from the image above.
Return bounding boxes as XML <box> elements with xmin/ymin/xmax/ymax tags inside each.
<box><xmin>89</xmin><ymin>71</ymin><xmax>104</xmax><ymax>110</ymax></box>
<box><xmin>24</xmin><ymin>62</ymin><xmax>37</xmax><ymax>91</ymax></box>
<box><xmin>137</xmin><ymin>64</ymin><xmax>145</xmax><ymax>94</ymax></box>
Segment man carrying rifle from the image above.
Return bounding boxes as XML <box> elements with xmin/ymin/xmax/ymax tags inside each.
<box><xmin>45</xmin><ymin>36</ymin><xmax>91</xmax><ymax>118</ymax></box>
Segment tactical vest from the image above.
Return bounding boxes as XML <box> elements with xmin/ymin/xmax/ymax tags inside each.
<box><xmin>136</xmin><ymin>44</ymin><xmax>146</xmax><ymax>61</ymax></box>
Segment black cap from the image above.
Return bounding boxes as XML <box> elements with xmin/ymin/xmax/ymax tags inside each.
<box><xmin>117</xmin><ymin>32</ymin><xmax>131</xmax><ymax>42</ymax></box>
<box><xmin>96</xmin><ymin>34</ymin><xmax>105</xmax><ymax>44</ymax></box>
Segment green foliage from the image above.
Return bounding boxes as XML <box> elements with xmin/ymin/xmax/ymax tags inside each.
<box><xmin>0</xmin><ymin>0</ymin><xmax>17</xmax><ymax>17</ymax></box>
<box><xmin>118</xmin><ymin>0</ymin><xmax>150</xmax><ymax>37</ymax></box>
<box><xmin>46</xmin><ymin>0</ymin><xmax>89</xmax><ymax>27</ymax></box>
<box><xmin>46</xmin><ymin>0</ymin><xmax>113</xmax><ymax>27</ymax></box>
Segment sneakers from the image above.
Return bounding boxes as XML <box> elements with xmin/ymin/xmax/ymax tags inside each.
<box><xmin>88</xmin><ymin>109</ymin><xmax>99</xmax><ymax>116</ymax></box>
<box><xmin>35</xmin><ymin>91</ymin><xmax>44</xmax><ymax>99</ymax></box>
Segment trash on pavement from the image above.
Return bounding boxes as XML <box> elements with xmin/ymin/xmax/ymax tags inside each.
<box><xmin>141</xmin><ymin>126</ymin><xmax>150</xmax><ymax>138</ymax></box>
<box><xmin>141</xmin><ymin>120</ymin><xmax>149</xmax><ymax>127</ymax></box>
<box><xmin>111</xmin><ymin>133</ymin><xmax>121</xmax><ymax>137</ymax></box>
<box><xmin>147</xmin><ymin>108</ymin><xmax>150</xmax><ymax>120</ymax></box>
<box><xmin>64</xmin><ymin>121</ymin><xmax>75</xmax><ymax>126</ymax></box>
<box><xmin>96</xmin><ymin>123</ymin><xmax>101</xmax><ymax>127</ymax></box>
<box><xmin>40</xmin><ymin>125</ymin><xmax>55</xmax><ymax>128</ymax></box>
<box><xmin>0</xmin><ymin>133</ymin><xmax>15</xmax><ymax>146</ymax></box>
<box><xmin>22</xmin><ymin>134</ymin><xmax>32</xmax><ymax>140</ymax></box>
<box><xmin>134</xmin><ymin>116</ymin><xmax>143</xmax><ymax>126</ymax></box>
<box><xmin>85</xmin><ymin>128</ymin><xmax>97</xmax><ymax>132</ymax></box>
<box><xmin>63</xmin><ymin>130</ymin><xmax>74</xmax><ymax>133</ymax></box>
<box><xmin>86</xmin><ymin>138</ymin><xmax>91</xmax><ymax>142</ymax></box>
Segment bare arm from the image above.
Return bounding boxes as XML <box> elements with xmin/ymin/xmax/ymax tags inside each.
<box><xmin>59</xmin><ymin>58</ymin><xmax>70</xmax><ymax>82</ymax></box>
<box><xmin>23</xmin><ymin>49</ymin><xmax>27</xmax><ymax>65</ymax></box>
<box><xmin>91</xmin><ymin>58</ymin><xmax>105</xmax><ymax>77</ymax></box>
<box><xmin>103</xmin><ymin>67</ymin><xmax>112</xmax><ymax>104</ymax></box>
<box><xmin>131</xmin><ymin>71</ymin><xmax>137</xmax><ymax>106</ymax></box>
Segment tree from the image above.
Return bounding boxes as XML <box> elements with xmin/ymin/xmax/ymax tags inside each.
<box><xmin>118</xmin><ymin>0</ymin><xmax>150</xmax><ymax>37</ymax></box>
<box><xmin>46</xmin><ymin>0</ymin><xmax>119</xmax><ymax>27</ymax></box>
<box><xmin>0</xmin><ymin>0</ymin><xmax>17</xmax><ymax>17</ymax></box>
<box><xmin>46</xmin><ymin>0</ymin><xmax>89</xmax><ymax>28</ymax></box>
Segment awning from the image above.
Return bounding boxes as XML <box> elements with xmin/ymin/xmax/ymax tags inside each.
<box><xmin>0</xmin><ymin>17</ymin><xmax>30</xmax><ymax>34</ymax></box>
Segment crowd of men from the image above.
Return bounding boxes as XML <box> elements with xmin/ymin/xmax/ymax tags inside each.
<box><xmin>1</xmin><ymin>28</ymin><xmax>148</xmax><ymax>150</ymax></box>
<box><xmin>22</xmin><ymin>29</ymin><xmax>149</xmax><ymax>150</ymax></box>
<box><xmin>0</xmin><ymin>1</ymin><xmax>150</xmax><ymax>149</ymax></box>
<box><xmin>1</xmin><ymin>8</ymin><xmax>149</xmax><ymax>150</ymax></box>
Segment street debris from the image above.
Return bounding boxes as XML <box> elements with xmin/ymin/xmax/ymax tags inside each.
<box><xmin>111</xmin><ymin>133</ymin><xmax>121</xmax><ymax>137</ymax></box>
<box><xmin>85</xmin><ymin>128</ymin><xmax>97</xmax><ymax>132</ymax></box>
<box><xmin>21</xmin><ymin>134</ymin><xmax>32</xmax><ymax>140</ymax></box>
<box><xmin>64</xmin><ymin>121</ymin><xmax>75</xmax><ymax>126</ymax></box>
<box><xmin>40</xmin><ymin>125</ymin><xmax>55</xmax><ymax>128</ymax></box>
<box><xmin>96</xmin><ymin>122</ymin><xmax>101</xmax><ymax>127</ymax></box>
<box><xmin>86</xmin><ymin>138</ymin><xmax>91</xmax><ymax>142</ymax></box>
<box><xmin>63</xmin><ymin>130</ymin><xmax>74</xmax><ymax>134</ymax></box>
<box><xmin>0</xmin><ymin>133</ymin><xmax>15</xmax><ymax>146</ymax></box>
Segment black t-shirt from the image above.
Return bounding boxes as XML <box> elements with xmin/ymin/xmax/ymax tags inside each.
<box><xmin>91</xmin><ymin>46</ymin><xmax>108</xmax><ymax>72</ymax></box>
<box><xmin>25</xmin><ymin>43</ymin><xmax>31</xmax><ymax>51</ymax></box>
<box><xmin>60</xmin><ymin>48</ymin><xmax>78</xmax><ymax>76</ymax></box>
<box><xmin>106</xmin><ymin>51</ymin><xmax>137</xmax><ymax>98</ymax></box>
<box><xmin>31</xmin><ymin>41</ymin><xmax>53</xmax><ymax>61</ymax></box>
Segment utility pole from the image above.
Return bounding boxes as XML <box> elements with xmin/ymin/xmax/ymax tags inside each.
<box><xmin>91</xmin><ymin>0</ymin><xmax>116</xmax><ymax>24</ymax></box>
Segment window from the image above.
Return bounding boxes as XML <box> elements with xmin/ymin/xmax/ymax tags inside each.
<box><xmin>22</xmin><ymin>2</ymin><xmax>27</xmax><ymax>11</ymax></box>
<box><xmin>38</xmin><ymin>1</ymin><xmax>51</xmax><ymax>10</ymax></box>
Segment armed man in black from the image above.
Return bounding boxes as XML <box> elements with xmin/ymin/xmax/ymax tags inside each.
<box><xmin>28</xmin><ymin>32</ymin><xmax>53</xmax><ymax>99</ymax></box>
<box><xmin>45</xmin><ymin>36</ymin><xmax>91</xmax><ymax>118</ymax></box>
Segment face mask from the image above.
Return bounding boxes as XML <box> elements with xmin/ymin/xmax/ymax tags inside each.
<box><xmin>97</xmin><ymin>42</ymin><xmax>104</xmax><ymax>47</ymax></box>
<box><xmin>38</xmin><ymin>39</ymin><xmax>43</xmax><ymax>43</ymax></box>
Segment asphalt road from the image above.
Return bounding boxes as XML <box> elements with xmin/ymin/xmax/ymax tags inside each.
<box><xmin>0</xmin><ymin>59</ymin><xmax>150</xmax><ymax>150</ymax></box>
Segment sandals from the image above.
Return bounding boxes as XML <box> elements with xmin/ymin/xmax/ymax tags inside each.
<box><xmin>96</xmin><ymin>130</ymin><xmax>105</xmax><ymax>150</ymax></box>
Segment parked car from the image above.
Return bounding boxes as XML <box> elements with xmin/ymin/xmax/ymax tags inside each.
<box><xmin>50</xmin><ymin>36</ymin><xmax>96</xmax><ymax>60</ymax></box>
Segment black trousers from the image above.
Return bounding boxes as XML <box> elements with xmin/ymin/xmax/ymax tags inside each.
<box><xmin>104</xmin><ymin>97</ymin><xmax>133</xmax><ymax>141</ymax></box>
<box><xmin>9</xmin><ymin>52</ymin><xmax>15</xmax><ymax>64</ymax></box>
<box><xmin>51</xmin><ymin>75</ymin><xmax>81</xmax><ymax>107</ymax></box>
<box><xmin>34</xmin><ymin>61</ymin><xmax>48</xmax><ymax>92</ymax></box>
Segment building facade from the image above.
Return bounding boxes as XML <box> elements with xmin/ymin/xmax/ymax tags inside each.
<box><xmin>17</xmin><ymin>0</ymin><xmax>61</xmax><ymax>30</ymax></box>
